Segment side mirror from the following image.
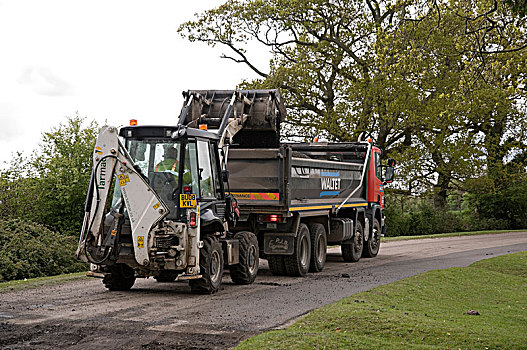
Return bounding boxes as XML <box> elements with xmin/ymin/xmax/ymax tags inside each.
<box><xmin>383</xmin><ymin>166</ymin><xmax>394</xmax><ymax>184</ymax></box>
<box><xmin>221</xmin><ymin>169</ymin><xmax>230</xmax><ymax>182</ymax></box>
<box><xmin>387</xmin><ymin>158</ymin><xmax>396</xmax><ymax>167</ymax></box>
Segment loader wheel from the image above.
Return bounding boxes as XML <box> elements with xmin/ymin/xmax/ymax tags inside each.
<box><xmin>363</xmin><ymin>218</ymin><xmax>381</xmax><ymax>258</ymax></box>
<box><xmin>342</xmin><ymin>221</ymin><xmax>363</xmax><ymax>262</ymax></box>
<box><xmin>103</xmin><ymin>264</ymin><xmax>136</xmax><ymax>291</ymax></box>
<box><xmin>284</xmin><ymin>223</ymin><xmax>311</xmax><ymax>277</ymax></box>
<box><xmin>308</xmin><ymin>223</ymin><xmax>327</xmax><ymax>272</ymax></box>
<box><xmin>267</xmin><ymin>256</ymin><xmax>287</xmax><ymax>276</ymax></box>
<box><xmin>190</xmin><ymin>236</ymin><xmax>224</xmax><ymax>294</ymax></box>
<box><xmin>230</xmin><ymin>231</ymin><xmax>259</xmax><ymax>284</ymax></box>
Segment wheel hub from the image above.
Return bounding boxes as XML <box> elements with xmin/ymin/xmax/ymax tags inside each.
<box><xmin>210</xmin><ymin>250</ymin><xmax>221</xmax><ymax>283</ymax></box>
<box><xmin>248</xmin><ymin>245</ymin><xmax>257</xmax><ymax>274</ymax></box>
<box><xmin>300</xmin><ymin>235</ymin><xmax>309</xmax><ymax>266</ymax></box>
<box><xmin>317</xmin><ymin>235</ymin><xmax>325</xmax><ymax>263</ymax></box>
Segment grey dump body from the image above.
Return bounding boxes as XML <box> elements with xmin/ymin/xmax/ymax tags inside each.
<box><xmin>227</xmin><ymin>143</ymin><xmax>370</xmax><ymax>214</ymax></box>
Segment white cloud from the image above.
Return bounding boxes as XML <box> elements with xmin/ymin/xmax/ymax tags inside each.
<box><xmin>0</xmin><ymin>0</ymin><xmax>271</xmax><ymax>166</ymax></box>
<box><xmin>0</xmin><ymin>102</ymin><xmax>20</xmax><ymax>142</ymax></box>
<box><xmin>18</xmin><ymin>66</ymin><xmax>75</xmax><ymax>96</ymax></box>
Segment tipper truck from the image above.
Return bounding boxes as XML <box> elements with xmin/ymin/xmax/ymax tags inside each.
<box><xmin>227</xmin><ymin>141</ymin><xmax>395</xmax><ymax>276</ymax></box>
<box><xmin>182</xmin><ymin>89</ymin><xmax>396</xmax><ymax>277</ymax></box>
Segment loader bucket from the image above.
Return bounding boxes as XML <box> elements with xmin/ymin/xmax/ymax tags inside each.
<box><xmin>179</xmin><ymin>89</ymin><xmax>285</xmax><ymax>148</ymax></box>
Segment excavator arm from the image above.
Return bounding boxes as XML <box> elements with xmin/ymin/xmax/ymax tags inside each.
<box><xmin>76</xmin><ymin>125</ymin><xmax>168</xmax><ymax>266</ymax></box>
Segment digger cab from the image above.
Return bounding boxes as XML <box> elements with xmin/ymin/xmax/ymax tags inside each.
<box><xmin>113</xmin><ymin>125</ymin><xmax>226</xmax><ymax>226</ymax></box>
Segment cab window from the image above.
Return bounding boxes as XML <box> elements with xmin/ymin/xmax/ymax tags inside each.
<box><xmin>128</xmin><ymin>141</ymin><xmax>151</xmax><ymax>177</ymax></box>
<box><xmin>184</xmin><ymin>142</ymin><xmax>199</xmax><ymax>195</ymax></box>
<box><xmin>197</xmin><ymin>140</ymin><xmax>215</xmax><ymax>198</ymax></box>
<box><xmin>375</xmin><ymin>151</ymin><xmax>381</xmax><ymax>180</ymax></box>
<box><xmin>209</xmin><ymin>142</ymin><xmax>222</xmax><ymax>198</ymax></box>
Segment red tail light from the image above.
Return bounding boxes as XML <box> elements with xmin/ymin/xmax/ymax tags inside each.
<box><xmin>183</xmin><ymin>186</ymin><xmax>192</xmax><ymax>194</ymax></box>
<box><xmin>259</xmin><ymin>214</ymin><xmax>284</xmax><ymax>223</ymax></box>
<box><xmin>189</xmin><ymin>212</ymin><xmax>197</xmax><ymax>227</ymax></box>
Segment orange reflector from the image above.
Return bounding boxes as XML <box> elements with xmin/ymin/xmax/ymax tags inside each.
<box><xmin>199</xmin><ymin>124</ymin><xmax>208</xmax><ymax>130</ymax></box>
<box><xmin>314</xmin><ymin>137</ymin><xmax>319</xmax><ymax>142</ymax></box>
<box><xmin>130</xmin><ymin>119</ymin><xmax>137</xmax><ymax>126</ymax></box>
<box><xmin>367</xmin><ymin>138</ymin><xmax>372</xmax><ymax>143</ymax></box>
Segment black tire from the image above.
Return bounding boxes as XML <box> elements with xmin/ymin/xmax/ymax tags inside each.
<box><xmin>342</xmin><ymin>221</ymin><xmax>364</xmax><ymax>262</ymax></box>
<box><xmin>308</xmin><ymin>223</ymin><xmax>327</xmax><ymax>272</ymax></box>
<box><xmin>230</xmin><ymin>231</ymin><xmax>259</xmax><ymax>284</ymax></box>
<box><xmin>363</xmin><ymin>218</ymin><xmax>381</xmax><ymax>258</ymax></box>
<box><xmin>103</xmin><ymin>263</ymin><xmax>136</xmax><ymax>291</ymax></box>
<box><xmin>268</xmin><ymin>255</ymin><xmax>287</xmax><ymax>275</ymax></box>
<box><xmin>154</xmin><ymin>271</ymin><xmax>177</xmax><ymax>282</ymax></box>
<box><xmin>284</xmin><ymin>223</ymin><xmax>311</xmax><ymax>277</ymax></box>
<box><xmin>189</xmin><ymin>236</ymin><xmax>224</xmax><ymax>294</ymax></box>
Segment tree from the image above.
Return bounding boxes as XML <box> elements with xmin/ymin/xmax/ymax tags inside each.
<box><xmin>0</xmin><ymin>116</ymin><xmax>99</xmax><ymax>234</ymax></box>
<box><xmin>376</xmin><ymin>0</ymin><xmax>527</xmax><ymax>204</ymax></box>
<box><xmin>180</xmin><ymin>0</ymin><xmax>527</xmax><ymax>206</ymax></box>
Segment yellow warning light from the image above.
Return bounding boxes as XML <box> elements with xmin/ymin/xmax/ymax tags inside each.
<box><xmin>130</xmin><ymin>119</ymin><xmax>138</xmax><ymax>126</ymax></box>
<box><xmin>199</xmin><ymin>124</ymin><xmax>208</xmax><ymax>131</ymax></box>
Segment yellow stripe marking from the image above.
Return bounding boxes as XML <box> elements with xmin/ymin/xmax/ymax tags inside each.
<box><xmin>289</xmin><ymin>203</ymin><xmax>367</xmax><ymax>211</ymax></box>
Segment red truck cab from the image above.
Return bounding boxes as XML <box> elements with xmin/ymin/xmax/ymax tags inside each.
<box><xmin>367</xmin><ymin>146</ymin><xmax>385</xmax><ymax>209</ymax></box>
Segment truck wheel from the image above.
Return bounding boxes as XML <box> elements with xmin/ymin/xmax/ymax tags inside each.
<box><xmin>284</xmin><ymin>223</ymin><xmax>311</xmax><ymax>277</ymax></box>
<box><xmin>363</xmin><ymin>218</ymin><xmax>381</xmax><ymax>258</ymax></box>
<box><xmin>268</xmin><ymin>256</ymin><xmax>287</xmax><ymax>275</ymax></box>
<box><xmin>230</xmin><ymin>231</ymin><xmax>259</xmax><ymax>284</ymax></box>
<box><xmin>103</xmin><ymin>263</ymin><xmax>136</xmax><ymax>291</ymax></box>
<box><xmin>190</xmin><ymin>236</ymin><xmax>224</xmax><ymax>294</ymax></box>
<box><xmin>308</xmin><ymin>223</ymin><xmax>327</xmax><ymax>272</ymax></box>
<box><xmin>341</xmin><ymin>221</ymin><xmax>364</xmax><ymax>262</ymax></box>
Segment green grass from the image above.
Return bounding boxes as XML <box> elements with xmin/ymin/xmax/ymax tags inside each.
<box><xmin>237</xmin><ymin>252</ymin><xmax>527</xmax><ymax>349</ymax></box>
<box><xmin>382</xmin><ymin>229</ymin><xmax>526</xmax><ymax>242</ymax></box>
<box><xmin>0</xmin><ymin>271</ymin><xmax>87</xmax><ymax>293</ymax></box>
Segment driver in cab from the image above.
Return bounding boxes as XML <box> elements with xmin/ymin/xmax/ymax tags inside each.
<box><xmin>156</xmin><ymin>146</ymin><xmax>192</xmax><ymax>184</ymax></box>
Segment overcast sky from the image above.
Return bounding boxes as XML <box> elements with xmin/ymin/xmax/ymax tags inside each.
<box><xmin>0</xmin><ymin>0</ymin><xmax>269</xmax><ymax>166</ymax></box>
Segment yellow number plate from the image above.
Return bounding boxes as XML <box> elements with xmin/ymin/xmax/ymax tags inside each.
<box><xmin>180</xmin><ymin>194</ymin><xmax>197</xmax><ymax>208</ymax></box>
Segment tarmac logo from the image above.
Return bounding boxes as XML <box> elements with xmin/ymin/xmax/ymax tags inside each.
<box><xmin>137</xmin><ymin>236</ymin><xmax>144</xmax><ymax>248</ymax></box>
<box><xmin>94</xmin><ymin>146</ymin><xmax>103</xmax><ymax>155</ymax></box>
<box><xmin>97</xmin><ymin>159</ymin><xmax>107</xmax><ymax>189</ymax></box>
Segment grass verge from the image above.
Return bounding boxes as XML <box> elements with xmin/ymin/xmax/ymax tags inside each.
<box><xmin>382</xmin><ymin>229</ymin><xmax>526</xmax><ymax>242</ymax></box>
<box><xmin>0</xmin><ymin>272</ymin><xmax>87</xmax><ymax>293</ymax></box>
<box><xmin>237</xmin><ymin>251</ymin><xmax>527</xmax><ymax>349</ymax></box>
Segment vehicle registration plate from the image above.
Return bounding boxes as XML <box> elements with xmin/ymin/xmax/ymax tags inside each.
<box><xmin>179</xmin><ymin>194</ymin><xmax>197</xmax><ymax>208</ymax></box>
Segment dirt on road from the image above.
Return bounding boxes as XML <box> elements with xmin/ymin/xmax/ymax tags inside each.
<box><xmin>1</xmin><ymin>231</ymin><xmax>526</xmax><ymax>350</ymax></box>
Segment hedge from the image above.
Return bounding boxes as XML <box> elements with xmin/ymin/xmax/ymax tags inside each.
<box><xmin>0</xmin><ymin>219</ymin><xmax>87</xmax><ymax>282</ymax></box>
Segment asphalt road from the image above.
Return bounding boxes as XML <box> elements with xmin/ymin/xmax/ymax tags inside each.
<box><xmin>1</xmin><ymin>231</ymin><xmax>526</xmax><ymax>349</ymax></box>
